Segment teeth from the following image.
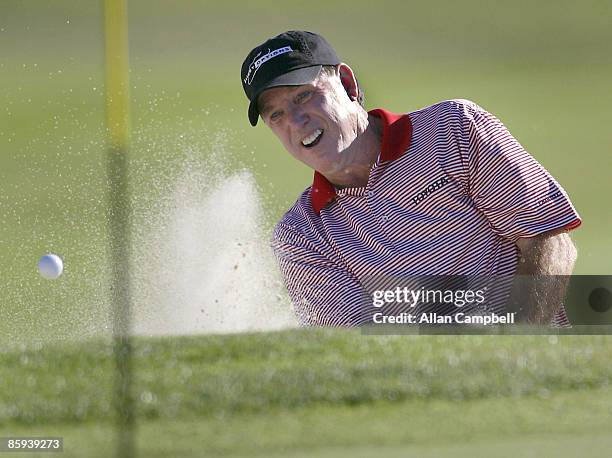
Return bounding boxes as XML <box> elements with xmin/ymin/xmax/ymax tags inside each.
<box><xmin>302</xmin><ymin>129</ymin><xmax>323</xmax><ymax>146</ymax></box>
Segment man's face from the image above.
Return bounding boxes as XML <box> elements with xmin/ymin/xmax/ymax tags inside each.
<box><xmin>257</xmin><ymin>69</ymin><xmax>362</xmax><ymax>175</ymax></box>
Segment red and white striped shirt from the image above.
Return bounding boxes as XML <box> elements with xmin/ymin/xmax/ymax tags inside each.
<box><xmin>271</xmin><ymin>99</ymin><xmax>581</xmax><ymax>326</ymax></box>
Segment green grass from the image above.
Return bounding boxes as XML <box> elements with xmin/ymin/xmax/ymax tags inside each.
<box><xmin>1</xmin><ymin>330</ymin><xmax>612</xmax><ymax>456</ymax></box>
<box><xmin>4</xmin><ymin>389</ymin><xmax>612</xmax><ymax>457</ymax></box>
<box><xmin>3</xmin><ymin>330</ymin><xmax>612</xmax><ymax>424</ymax></box>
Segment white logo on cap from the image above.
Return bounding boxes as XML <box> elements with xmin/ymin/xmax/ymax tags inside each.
<box><xmin>244</xmin><ymin>46</ymin><xmax>293</xmax><ymax>85</ymax></box>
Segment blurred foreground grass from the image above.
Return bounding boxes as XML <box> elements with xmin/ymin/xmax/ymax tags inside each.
<box><xmin>1</xmin><ymin>329</ymin><xmax>612</xmax><ymax>456</ymax></box>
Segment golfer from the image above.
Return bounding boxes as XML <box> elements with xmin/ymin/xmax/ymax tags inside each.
<box><xmin>240</xmin><ymin>31</ymin><xmax>581</xmax><ymax>326</ymax></box>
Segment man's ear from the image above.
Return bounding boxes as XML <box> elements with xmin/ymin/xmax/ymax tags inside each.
<box><xmin>338</xmin><ymin>63</ymin><xmax>359</xmax><ymax>101</ymax></box>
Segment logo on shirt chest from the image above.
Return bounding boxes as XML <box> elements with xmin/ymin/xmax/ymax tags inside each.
<box><xmin>411</xmin><ymin>176</ymin><xmax>450</xmax><ymax>206</ymax></box>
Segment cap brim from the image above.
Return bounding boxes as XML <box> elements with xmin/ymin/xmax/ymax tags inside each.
<box><xmin>248</xmin><ymin>65</ymin><xmax>322</xmax><ymax>126</ymax></box>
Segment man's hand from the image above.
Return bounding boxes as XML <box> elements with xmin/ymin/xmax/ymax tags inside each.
<box><xmin>507</xmin><ymin>230</ymin><xmax>578</xmax><ymax>324</ymax></box>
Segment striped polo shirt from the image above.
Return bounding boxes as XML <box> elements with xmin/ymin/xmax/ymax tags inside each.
<box><xmin>271</xmin><ymin>99</ymin><xmax>581</xmax><ymax>327</ymax></box>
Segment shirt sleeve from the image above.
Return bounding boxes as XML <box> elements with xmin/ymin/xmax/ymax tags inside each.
<box><xmin>453</xmin><ymin>100</ymin><xmax>581</xmax><ymax>241</ymax></box>
<box><xmin>271</xmin><ymin>222</ymin><xmax>372</xmax><ymax>327</ymax></box>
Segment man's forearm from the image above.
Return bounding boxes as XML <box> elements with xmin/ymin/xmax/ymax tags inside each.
<box><xmin>507</xmin><ymin>232</ymin><xmax>578</xmax><ymax>324</ymax></box>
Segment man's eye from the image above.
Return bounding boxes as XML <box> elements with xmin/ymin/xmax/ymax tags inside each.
<box><xmin>270</xmin><ymin>111</ymin><xmax>282</xmax><ymax>121</ymax></box>
<box><xmin>296</xmin><ymin>91</ymin><xmax>312</xmax><ymax>103</ymax></box>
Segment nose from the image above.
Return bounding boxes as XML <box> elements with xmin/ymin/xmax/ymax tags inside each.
<box><xmin>287</xmin><ymin>105</ymin><xmax>309</xmax><ymax>128</ymax></box>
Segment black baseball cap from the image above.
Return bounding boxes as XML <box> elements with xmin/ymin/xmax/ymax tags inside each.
<box><xmin>241</xmin><ymin>31</ymin><xmax>341</xmax><ymax>126</ymax></box>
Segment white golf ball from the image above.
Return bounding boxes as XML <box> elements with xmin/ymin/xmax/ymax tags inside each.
<box><xmin>38</xmin><ymin>253</ymin><xmax>64</xmax><ymax>280</ymax></box>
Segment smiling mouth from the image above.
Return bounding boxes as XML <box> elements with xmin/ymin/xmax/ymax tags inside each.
<box><xmin>301</xmin><ymin>129</ymin><xmax>324</xmax><ymax>148</ymax></box>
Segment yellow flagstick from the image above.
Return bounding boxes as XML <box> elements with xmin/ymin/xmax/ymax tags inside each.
<box><xmin>105</xmin><ymin>0</ymin><xmax>130</xmax><ymax>150</ymax></box>
<box><xmin>104</xmin><ymin>0</ymin><xmax>135</xmax><ymax>457</ymax></box>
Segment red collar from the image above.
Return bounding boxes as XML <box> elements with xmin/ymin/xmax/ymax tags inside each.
<box><xmin>310</xmin><ymin>108</ymin><xmax>413</xmax><ymax>214</ymax></box>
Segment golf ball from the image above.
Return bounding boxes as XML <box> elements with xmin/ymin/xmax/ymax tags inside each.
<box><xmin>38</xmin><ymin>253</ymin><xmax>64</xmax><ymax>280</ymax></box>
